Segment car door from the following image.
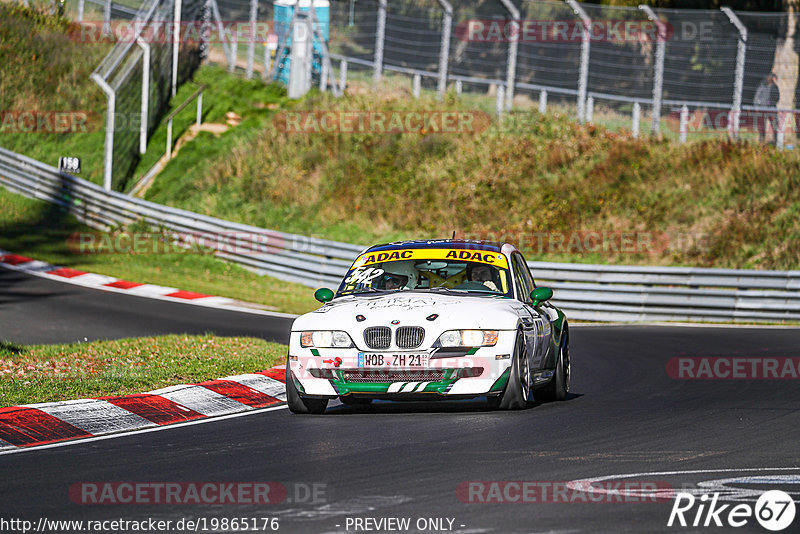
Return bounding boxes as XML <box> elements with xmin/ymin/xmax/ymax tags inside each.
<box><xmin>510</xmin><ymin>252</ymin><xmax>540</xmax><ymax>370</ymax></box>
<box><xmin>516</xmin><ymin>251</ymin><xmax>557</xmax><ymax>370</ymax></box>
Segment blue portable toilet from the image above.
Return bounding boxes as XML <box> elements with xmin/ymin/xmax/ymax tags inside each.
<box><xmin>274</xmin><ymin>0</ymin><xmax>330</xmax><ymax>85</ymax></box>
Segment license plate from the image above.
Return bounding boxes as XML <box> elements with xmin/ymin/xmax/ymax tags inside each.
<box><xmin>358</xmin><ymin>352</ymin><xmax>428</xmax><ymax>368</ymax></box>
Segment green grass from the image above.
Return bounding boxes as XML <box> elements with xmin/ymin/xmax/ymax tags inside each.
<box><xmin>0</xmin><ymin>335</ymin><xmax>286</xmax><ymax>405</ymax></box>
<box><xmin>142</xmin><ymin>75</ymin><xmax>800</xmax><ymax>270</ymax></box>
<box><xmin>0</xmin><ymin>3</ymin><xmax>111</xmax><ymax>185</ymax></box>
<box><xmin>0</xmin><ymin>187</ymin><xmax>321</xmax><ymax>315</ymax></box>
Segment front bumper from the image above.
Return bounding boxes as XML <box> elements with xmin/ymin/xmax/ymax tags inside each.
<box><xmin>287</xmin><ymin>330</ymin><xmax>516</xmax><ymax>399</ymax></box>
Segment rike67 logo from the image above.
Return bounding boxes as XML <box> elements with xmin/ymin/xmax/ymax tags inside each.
<box><xmin>668</xmin><ymin>490</ymin><xmax>796</xmax><ymax>531</ymax></box>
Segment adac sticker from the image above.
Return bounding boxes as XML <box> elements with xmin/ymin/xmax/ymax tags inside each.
<box><xmin>353</xmin><ymin>248</ymin><xmax>509</xmax><ymax>270</ymax></box>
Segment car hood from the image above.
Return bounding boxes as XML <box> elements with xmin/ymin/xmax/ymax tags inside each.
<box><xmin>291</xmin><ymin>291</ymin><xmax>526</xmax><ymax>332</ymax></box>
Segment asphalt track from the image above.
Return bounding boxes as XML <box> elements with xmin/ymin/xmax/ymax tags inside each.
<box><xmin>2</xmin><ymin>266</ymin><xmax>800</xmax><ymax>533</ymax></box>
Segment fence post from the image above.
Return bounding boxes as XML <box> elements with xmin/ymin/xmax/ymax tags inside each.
<box><xmin>639</xmin><ymin>5</ymin><xmax>665</xmax><ymax>136</ymax></box>
<box><xmin>586</xmin><ymin>96</ymin><xmax>594</xmax><ymax>123</ymax></box>
<box><xmin>679</xmin><ymin>105</ymin><xmax>689</xmax><ymax>143</ymax></box>
<box><xmin>496</xmin><ymin>85</ymin><xmax>505</xmax><ymax>119</ymax></box>
<box><xmin>412</xmin><ymin>73</ymin><xmax>421</xmax><ymax>98</ymax></box>
<box><xmin>166</xmin><ymin>119</ymin><xmax>173</xmax><ymax>159</ymax></box>
<box><xmin>339</xmin><ymin>59</ymin><xmax>348</xmax><ymax>90</ymax></box>
<box><xmin>210</xmin><ymin>0</ymin><xmax>232</xmax><ymax>70</ymax></box>
<box><xmin>91</xmin><ymin>74</ymin><xmax>115</xmax><ymax>191</ymax></box>
<box><xmin>135</xmin><ymin>37</ymin><xmax>150</xmax><ymax>155</ymax></box>
<box><xmin>373</xmin><ymin>0</ymin><xmax>387</xmax><ymax>82</ymax></box>
<box><xmin>632</xmin><ymin>102</ymin><xmax>640</xmax><ymax>138</ymax></box>
<box><xmin>566</xmin><ymin>0</ymin><xmax>590</xmax><ymax>123</ymax></box>
<box><xmin>498</xmin><ymin>0</ymin><xmax>519</xmax><ymax>110</ymax></box>
<box><xmin>721</xmin><ymin>7</ymin><xmax>747</xmax><ymax>139</ymax></box>
<box><xmin>436</xmin><ymin>0</ymin><xmax>452</xmax><ymax>101</ymax></box>
<box><xmin>172</xmin><ymin>0</ymin><xmax>182</xmax><ymax>97</ymax></box>
<box><xmin>776</xmin><ymin>111</ymin><xmax>786</xmax><ymax>148</ymax></box>
<box><xmin>77</xmin><ymin>0</ymin><xmax>84</xmax><ymax>21</ymax></box>
<box><xmin>246</xmin><ymin>0</ymin><xmax>257</xmax><ymax>79</ymax></box>
<box><xmin>320</xmin><ymin>60</ymin><xmax>329</xmax><ymax>91</ymax></box>
<box><xmin>539</xmin><ymin>90</ymin><xmax>547</xmax><ymax>113</ymax></box>
<box><xmin>103</xmin><ymin>0</ymin><xmax>111</xmax><ymax>36</ymax></box>
<box><xmin>196</xmin><ymin>90</ymin><xmax>203</xmax><ymax>126</ymax></box>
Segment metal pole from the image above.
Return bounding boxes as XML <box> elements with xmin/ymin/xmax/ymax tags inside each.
<box><xmin>246</xmin><ymin>0</ymin><xmax>257</xmax><ymax>79</ymax></box>
<box><xmin>196</xmin><ymin>90</ymin><xmax>203</xmax><ymax>126</ymax></box>
<box><xmin>320</xmin><ymin>60</ymin><xmax>329</xmax><ymax>91</ymax></box>
<box><xmin>539</xmin><ymin>90</ymin><xmax>547</xmax><ymax>113</ymax></box>
<box><xmin>679</xmin><ymin>104</ymin><xmax>688</xmax><ymax>143</ymax></box>
<box><xmin>166</xmin><ymin>119</ymin><xmax>173</xmax><ymax>159</ymax></box>
<box><xmin>455</xmin><ymin>79</ymin><xmax>462</xmax><ymax>94</ymax></box>
<box><xmin>210</xmin><ymin>0</ymin><xmax>231</xmax><ymax>67</ymax></box>
<box><xmin>498</xmin><ymin>0</ymin><xmax>519</xmax><ymax>110</ymax></box>
<box><xmin>496</xmin><ymin>85</ymin><xmax>505</xmax><ymax>119</ymax></box>
<box><xmin>436</xmin><ymin>0</ymin><xmax>452</xmax><ymax>101</ymax></box>
<box><xmin>721</xmin><ymin>7</ymin><xmax>747</xmax><ymax>139</ymax></box>
<box><xmin>632</xmin><ymin>102</ymin><xmax>641</xmax><ymax>138</ymax></box>
<box><xmin>172</xmin><ymin>0</ymin><xmax>182</xmax><ymax>97</ymax></box>
<box><xmin>566</xmin><ymin>0</ymin><xmax>590</xmax><ymax>123</ymax></box>
<box><xmin>103</xmin><ymin>0</ymin><xmax>111</xmax><ymax>37</ymax></box>
<box><xmin>412</xmin><ymin>73</ymin><xmax>421</xmax><ymax>98</ymax></box>
<box><xmin>586</xmin><ymin>95</ymin><xmax>594</xmax><ymax>123</ymax></box>
<box><xmin>91</xmin><ymin>74</ymin><xmax>115</xmax><ymax>191</ymax></box>
<box><xmin>77</xmin><ymin>0</ymin><xmax>84</xmax><ymax>21</ymax></box>
<box><xmin>776</xmin><ymin>111</ymin><xmax>785</xmax><ymax>148</ymax></box>
<box><xmin>640</xmin><ymin>5</ymin><xmax>665</xmax><ymax>135</ymax></box>
<box><xmin>339</xmin><ymin>59</ymin><xmax>348</xmax><ymax>90</ymax></box>
<box><xmin>373</xmin><ymin>0</ymin><xmax>387</xmax><ymax>82</ymax></box>
<box><xmin>136</xmin><ymin>37</ymin><xmax>150</xmax><ymax>155</ymax></box>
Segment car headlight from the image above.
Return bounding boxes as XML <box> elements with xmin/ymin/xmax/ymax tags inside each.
<box><xmin>435</xmin><ymin>330</ymin><xmax>498</xmax><ymax>347</ymax></box>
<box><xmin>300</xmin><ymin>330</ymin><xmax>354</xmax><ymax>348</ymax></box>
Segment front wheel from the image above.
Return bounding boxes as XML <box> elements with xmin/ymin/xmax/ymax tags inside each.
<box><xmin>495</xmin><ymin>330</ymin><xmax>530</xmax><ymax>410</ymax></box>
<box><xmin>286</xmin><ymin>358</ymin><xmax>329</xmax><ymax>414</ymax></box>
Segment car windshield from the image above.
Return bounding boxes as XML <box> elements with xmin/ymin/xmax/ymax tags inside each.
<box><xmin>336</xmin><ymin>248</ymin><xmax>512</xmax><ymax>298</ymax></box>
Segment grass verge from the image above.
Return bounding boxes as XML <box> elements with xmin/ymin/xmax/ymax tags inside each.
<box><xmin>0</xmin><ymin>335</ymin><xmax>286</xmax><ymax>405</ymax></box>
<box><xmin>0</xmin><ymin>187</ymin><xmax>320</xmax><ymax>315</ymax></box>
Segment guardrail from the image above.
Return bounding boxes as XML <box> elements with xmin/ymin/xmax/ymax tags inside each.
<box><xmin>1</xmin><ymin>146</ymin><xmax>799</xmax><ymax>323</ymax></box>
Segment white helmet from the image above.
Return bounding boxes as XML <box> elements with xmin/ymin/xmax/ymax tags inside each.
<box><xmin>383</xmin><ymin>260</ymin><xmax>418</xmax><ymax>290</ymax></box>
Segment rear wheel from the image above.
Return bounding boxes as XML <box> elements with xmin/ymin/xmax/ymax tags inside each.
<box><xmin>496</xmin><ymin>330</ymin><xmax>530</xmax><ymax>410</ymax></box>
<box><xmin>286</xmin><ymin>358</ymin><xmax>329</xmax><ymax>414</ymax></box>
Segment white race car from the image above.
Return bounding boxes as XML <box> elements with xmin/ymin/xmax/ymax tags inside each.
<box><xmin>286</xmin><ymin>239</ymin><xmax>570</xmax><ymax>413</ymax></box>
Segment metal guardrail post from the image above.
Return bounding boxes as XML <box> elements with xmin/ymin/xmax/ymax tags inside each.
<box><xmin>373</xmin><ymin>0</ymin><xmax>387</xmax><ymax>83</ymax></box>
<box><xmin>172</xmin><ymin>0</ymin><xmax>182</xmax><ymax>97</ymax></box>
<box><xmin>721</xmin><ymin>7</ymin><xmax>747</xmax><ymax>139</ymax></box>
<box><xmin>640</xmin><ymin>5</ymin><xmax>665</xmax><ymax>136</ymax></box>
<box><xmin>436</xmin><ymin>0</ymin><xmax>453</xmax><ymax>101</ymax></box>
<box><xmin>679</xmin><ymin>105</ymin><xmax>689</xmax><ymax>143</ymax></box>
<box><xmin>136</xmin><ymin>36</ymin><xmax>151</xmax><ymax>155</ymax></box>
<box><xmin>77</xmin><ymin>0</ymin><xmax>84</xmax><ymax>21</ymax></box>
<box><xmin>776</xmin><ymin>111</ymin><xmax>786</xmax><ymax>148</ymax></box>
<box><xmin>632</xmin><ymin>102</ymin><xmax>641</xmax><ymax>138</ymax></box>
<box><xmin>455</xmin><ymin>80</ymin><xmax>462</xmax><ymax>94</ymax></box>
<box><xmin>498</xmin><ymin>0</ymin><xmax>519</xmax><ymax>111</ymax></box>
<box><xmin>90</xmin><ymin>73</ymin><xmax>116</xmax><ymax>191</ymax></box>
<box><xmin>566</xmin><ymin>0</ymin><xmax>590</xmax><ymax>124</ymax></box>
<box><xmin>539</xmin><ymin>90</ymin><xmax>547</xmax><ymax>113</ymax></box>
<box><xmin>196</xmin><ymin>90</ymin><xmax>203</xmax><ymax>126</ymax></box>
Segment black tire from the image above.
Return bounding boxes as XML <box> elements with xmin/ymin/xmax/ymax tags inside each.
<box><xmin>340</xmin><ymin>396</ymin><xmax>372</xmax><ymax>406</ymax></box>
<box><xmin>535</xmin><ymin>329</ymin><xmax>569</xmax><ymax>402</ymax></box>
<box><xmin>285</xmin><ymin>358</ymin><xmax>329</xmax><ymax>414</ymax></box>
<box><xmin>496</xmin><ymin>330</ymin><xmax>531</xmax><ymax>410</ymax></box>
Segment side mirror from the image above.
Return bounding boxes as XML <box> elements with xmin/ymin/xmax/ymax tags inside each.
<box><xmin>530</xmin><ymin>287</ymin><xmax>553</xmax><ymax>307</ymax></box>
<box><xmin>314</xmin><ymin>288</ymin><xmax>334</xmax><ymax>303</ymax></box>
